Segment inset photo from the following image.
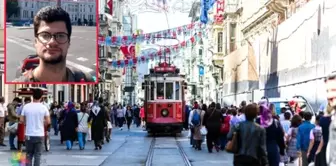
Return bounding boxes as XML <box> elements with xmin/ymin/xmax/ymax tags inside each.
<box><xmin>5</xmin><ymin>0</ymin><xmax>98</xmax><ymax>84</ymax></box>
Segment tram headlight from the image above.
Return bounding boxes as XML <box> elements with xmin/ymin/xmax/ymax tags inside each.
<box><xmin>161</xmin><ymin>109</ymin><xmax>169</xmax><ymax>117</ymax></box>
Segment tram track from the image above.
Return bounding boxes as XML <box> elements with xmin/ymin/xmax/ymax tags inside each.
<box><xmin>145</xmin><ymin>136</ymin><xmax>192</xmax><ymax>166</ymax></box>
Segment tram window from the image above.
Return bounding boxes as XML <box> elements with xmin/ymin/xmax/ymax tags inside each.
<box><xmin>157</xmin><ymin>83</ymin><xmax>164</xmax><ymax>99</ymax></box>
<box><xmin>165</xmin><ymin>82</ymin><xmax>174</xmax><ymax>99</ymax></box>
<box><xmin>175</xmin><ymin>82</ymin><xmax>180</xmax><ymax>100</ymax></box>
<box><xmin>150</xmin><ymin>82</ymin><xmax>154</xmax><ymax>100</ymax></box>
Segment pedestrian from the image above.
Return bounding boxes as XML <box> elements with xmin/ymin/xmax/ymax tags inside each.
<box><xmin>256</xmin><ymin>100</ymin><xmax>286</xmax><ymax>166</ymax></box>
<box><xmin>227</xmin><ymin>103</ymin><xmax>268</xmax><ymax>166</ymax></box>
<box><xmin>203</xmin><ymin>102</ymin><xmax>223</xmax><ymax>153</ymax></box>
<box><xmin>50</xmin><ymin>102</ymin><xmax>59</xmax><ymax>136</ymax></box>
<box><xmin>188</xmin><ymin>103</ymin><xmax>196</xmax><ymax>147</ymax></box>
<box><xmin>7</xmin><ymin>97</ymin><xmax>21</xmax><ymax>150</ymax></box>
<box><xmin>59</xmin><ymin>102</ymin><xmax>78</xmax><ymax>150</ymax></box>
<box><xmin>191</xmin><ymin>103</ymin><xmax>205</xmax><ymax>150</ymax></box>
<box><xmin>140</xmin><ymin>105</ymin><xmax>145</xmax><ymax>129</ymax></box>
<box><xmin>220</xmin><ymin>108</ymin><xmax>231</xmax><ymax>150</ymax></box>
<box><xmin>77</xmin><ymin>103</ymin><xmax>89</xmax><ymax>150</ymax></box>
<box><xmin>0</xmin><ymin>97</ymin><xmax>7</xmax><ymax>146</ymax></box>
<box><xmin>88</xmin><ymin>98</ymin><xmax>107</xmax><ymax>150</ymax></box>
<box><xmin>314</xmin><ymin>103</ymin><xmax>332</xmax><ymax>166</ymax></box>
<box><xmin>116</xmin><ymin>105</ymin><xmax>125</xmax><ymax>130</ymax></box>
<box><xmin>307</xmin><ymin>115</ymin><xmax>323</xmax><ymax>164</ymax></box>
<box><xmin>297</xmin><ymin>112</ymin><xmax>315</xmax><ymax>166</ymax></box>
<box><xmin>133</xmin><ymin>105</ymin><xmax>141</xmax><ymax>127</ymax></box>
<box><xmin>104</xmin><ymin>103</ymin><xmax>111</xmax><ymax>142</ymax></box>
<box><xmin>20</xmin><ymin>88</ymin><xmax>50</xmax><ymax>166</ymax></box>
<box><xmin>125</xmin><ymin>106</ymin><xmax>133</xmax><ymax>130</ymax></box>
<box><xmin>286</xmin><ymin>114</ymin><xmax>302</xmax><ymax>163</ymax></box>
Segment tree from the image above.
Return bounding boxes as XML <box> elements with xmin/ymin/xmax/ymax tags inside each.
<box><xmin>6</xmin><ymin>0</ymin><xmax>20</xmax><ymax>19</ymax></box>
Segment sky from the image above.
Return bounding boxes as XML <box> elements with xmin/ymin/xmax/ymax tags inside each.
<box><xmin>136</xmin><ymin>12</ymin><xmax>191</xmax><ymax>82</ymax></box>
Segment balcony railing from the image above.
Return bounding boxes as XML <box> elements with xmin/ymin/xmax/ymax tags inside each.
<box><xmin>224</xmin><ymin>0</ymin><xmax>242</xmax><ymax>15</ymax></box>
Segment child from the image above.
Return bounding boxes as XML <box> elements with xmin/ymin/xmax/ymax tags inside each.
<box><xmin>307</xmin><ymin>115</ymin><xmax>322</xmax><ymax>164</ymax></box>
<box><xmin>286</xmin><ymin>115</ymin><xmax>302</xmax><ymax>163</ymax></box>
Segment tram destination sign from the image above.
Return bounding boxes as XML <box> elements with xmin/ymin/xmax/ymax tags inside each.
<box><xmin>154</xmin><ymin>66</ymin><xmax>175</xmax><ymax>72</ymax></box>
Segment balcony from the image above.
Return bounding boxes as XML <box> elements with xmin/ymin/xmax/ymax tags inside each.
<box><xmin>110</xmin><ymin>69</ymin><xmax>122</xmax><ymax>78</ymax></box>
<box><xmin>266</xmin><ymin>0</ymin><xmax>288</xmax><ymax>14</ymax></box>
<box><xmin>99</xmin><ymin>14</ymin><xmax>108</xmax><ymax>27</ymax></box>
<box><xmin>224</xmin><ymin>0</ymin><xmax>243</xmax><ymax>17</ymax></box>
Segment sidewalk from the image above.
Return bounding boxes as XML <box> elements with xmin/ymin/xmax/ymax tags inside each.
<box><xmin>0</xmin><ymin>127</ymin><xmax>139</xmax><ymax>166</ymax></box>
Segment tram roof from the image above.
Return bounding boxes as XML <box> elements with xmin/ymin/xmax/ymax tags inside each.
<box><xmin>144</xmin><ymin>73</ymin><xmax>185</xmax><ymax>78</ymax></box>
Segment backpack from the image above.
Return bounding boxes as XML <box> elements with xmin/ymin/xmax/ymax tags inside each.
<box><xmin>191</xmin><ymin>110</ymin><xmax>201</xmax><ymax>126</ymax></box>
<box><xmin>221</xmin><ymin>115</ymin><xmax>231</xmax><ymax>133</ymax></box>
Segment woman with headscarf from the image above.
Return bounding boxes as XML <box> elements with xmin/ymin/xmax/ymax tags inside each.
<box><xmin>88</xmin><ymin>98</ymin><xmax>107</xmax><ymax>150</ymax></box>
<box><xmin>256</xmin><ymin>100</ymin><xmax>286</xmax><ymax>166</ymax></box>
<box><xmin>59</xmin><ymin>102</ymin><xmax>79</xmax><ymax>150</ymax></box>
<box><xmin>203</xmin><ymin>102</ymin><xmax>223</xmax><ymax>153</ymax></box>
<box><xmin>191</xmin><ymin>103</ymin><xmax>206</xmax><ymax>150</ymax></box>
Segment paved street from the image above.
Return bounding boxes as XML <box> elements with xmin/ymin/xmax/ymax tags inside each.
<box><xmin>6</xmin><ymin>26</ymin><xmax>97</xmax><ymax>81</ymax></box>
<box><xmin>0</xmin><ymin>126</ymin><xmax>234</xmax><ymax>166</ymax></box>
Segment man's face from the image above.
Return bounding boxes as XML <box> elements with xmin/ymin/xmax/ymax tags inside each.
<box><xmin>35</xmin><ymin>21</ymin><xmax>70</xmax><ymax>64</ymax></box>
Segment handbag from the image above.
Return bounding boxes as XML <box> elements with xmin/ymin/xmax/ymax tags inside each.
<box><xmin>225</xmin><ymin>131</ymin><xmax>239</xmax><ymax>153</ymax></box>
<box><xmin>200</xmin><ymin>126</ymin><xmax>207</xmax><ymax>135</ymax></box>
<box><xmin>8</xmin><ymin>122</ymin><xmax>18</xmax><ymax>134</ymax></box>
<box><xmin>225</xmin><ymin>123</ymin><xmax>241</xmax><ymax>153</ymax></box>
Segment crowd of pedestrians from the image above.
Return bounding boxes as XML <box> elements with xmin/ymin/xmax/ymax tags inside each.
<box><xmin>186</xmin><ymin>99</ymin><xmax>332</xmax><ymax>166</ymax></box>
<box><xmin>0</xmin><ymin>87</ymin><xmax>146</xmax><ymax>166</ymax></box>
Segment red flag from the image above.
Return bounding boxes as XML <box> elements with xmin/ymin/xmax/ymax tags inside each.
<box><xmin>107</xmin><ymin>0</ymin><xmax>113</xmax><ymax>15</ymax></box>
<box><xmin>120</xmin><ymin>45</ymin><xmax>135</xmax><ymax>59</ymax></box>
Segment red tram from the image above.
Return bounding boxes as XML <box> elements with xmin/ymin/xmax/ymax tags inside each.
<box><xmin>142</xmin><ymin>62</ymin><xmax>187</xmax><ymax>134</ymax></box>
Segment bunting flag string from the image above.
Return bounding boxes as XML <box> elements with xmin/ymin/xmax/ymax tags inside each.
<box><xmin>108</xmin><ymin>31</ymin><xmax>204</xmax><ymax>68</ymax></box>
<box><xmin>98</xmin><ymin>22</ymin><xmax>204</xmax><ymax>46</ymax></box>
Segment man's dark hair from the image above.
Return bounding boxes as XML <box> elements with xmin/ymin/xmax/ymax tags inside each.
<box><xmin>303</xmin><ymin>112</ymin><xmax>312</xmax><ymax>121</ymax></box>
<box><xmin>0</xmin><ymin>97</ymin><xmax>4</xmax><ymax>103</ymax></box>
<box><xmin>98</xmin><ymin>97</ymin><xmax>104</xmax><ymax>104</ymax></box>
<box><xmin>34</xmin><ymin>6</ymin><xmax>72</xmax><ymax>38</ymax></box>
<box><xmin>281</xmin><ymin>107</ymin><xmax>286</xmax><ymax>113</ymax></box>
<box><xmin>13</xmin><ymin>97</ymin><xmax>21</xmax><ymax>103</ymax></box>
<box><xmin>24</xmin><ymin>97</ymin><xmax>31</xmax><ymax>103</ymax></box>
<box><xmin>32</xmin><ymin>88</ymin><xmax>43</xmax><ymax>100</ymax></box>
<box><xmin>284</xmin><ymin>112</ymin><xmax>291</xmax><ymax>120</ymax></box>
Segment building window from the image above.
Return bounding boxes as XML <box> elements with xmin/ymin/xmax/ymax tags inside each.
<box><xmin>77</xmin><ymin>85</ymin><xmax>81</xmax><ymax>103</ymax></box>
<box><xmin>156</xmin><ymin>83</ymin><xmax>164</xmax><ymax>99</ymax></box>
<box><xmin>229</xmin><ymin>23</ymin><xmax>237</xmax><ymax>52</ymax></box>
<box><xmin>217</xmin><ymin>32</ymin><xmax>223</xmax><ymax>53</ymax></box>
<box><xmin>199</xmin><ymin>49</ymin><xmax>203</xmax><ymax>56</ymax></box>
<box><xmin>31</xmin><ymin>11</ymin><xmax>33</xmax><ymax>18</ymax></box>
<box><xmin>71</xmin><ymin>85</ymin><xmax>75</xmax><ymax>102</ymax></box>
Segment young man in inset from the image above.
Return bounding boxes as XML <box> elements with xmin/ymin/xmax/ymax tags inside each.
<box><xmin>20</xmin><ymin>88</ymin><xmax>50</xmax><ymax>166</ymax></box>
<box><xmin>13</xmin><ymin>6</ymin><xmax>94</xmax><ymax>82</ymax></box>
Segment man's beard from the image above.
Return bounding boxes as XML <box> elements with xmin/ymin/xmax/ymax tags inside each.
<box><xmin>41</xmin><ymin>54</ymin><xmax>64</xmax><ymax>65</ymax></box>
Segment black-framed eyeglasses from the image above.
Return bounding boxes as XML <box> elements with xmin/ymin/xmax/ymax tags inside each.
<box><xmin>36</xmin><ymin>32</ymin><xmax>69</xmax><ymax>44</ymax></box>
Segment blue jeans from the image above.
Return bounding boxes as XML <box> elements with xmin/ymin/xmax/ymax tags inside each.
<box><xmin>8</xmin><ymin>122</ymin><xmax>16</xmax><ymax>149</ymax></box>
<box><xmin>51</xmin><ymin>117</ymin><xmax>58</xmax><ymax>135</ymax></box>
<box><xmin>77</xmin><ymin>132</ymin><xmax>87</xmax><ymax>149</ymax></box>
<box><xmin>25</xmin><ymin>136</ymin><xmax>43</xmax><ymax>166</ymax></box>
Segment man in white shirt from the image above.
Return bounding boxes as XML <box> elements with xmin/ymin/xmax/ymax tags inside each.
<box><xmin>20</xmin><ymin>88</ymin><xmax>50</xmax><ymax>166</ymax></box>
<box><xmin>0</xmin><ymin>97</ymin><xmax>6</xmax><ymax>146</ymax></box>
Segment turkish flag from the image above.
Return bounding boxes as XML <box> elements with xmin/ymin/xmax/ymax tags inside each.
<box><xmin>120</xmin><ymin>45</ymin><xmax>135</xmax><ymax>59</ymax></box>
<box><xmin>107</xmin><ymin>0</ymin><xmax>113</xmax><ymax>15</ymax></box>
